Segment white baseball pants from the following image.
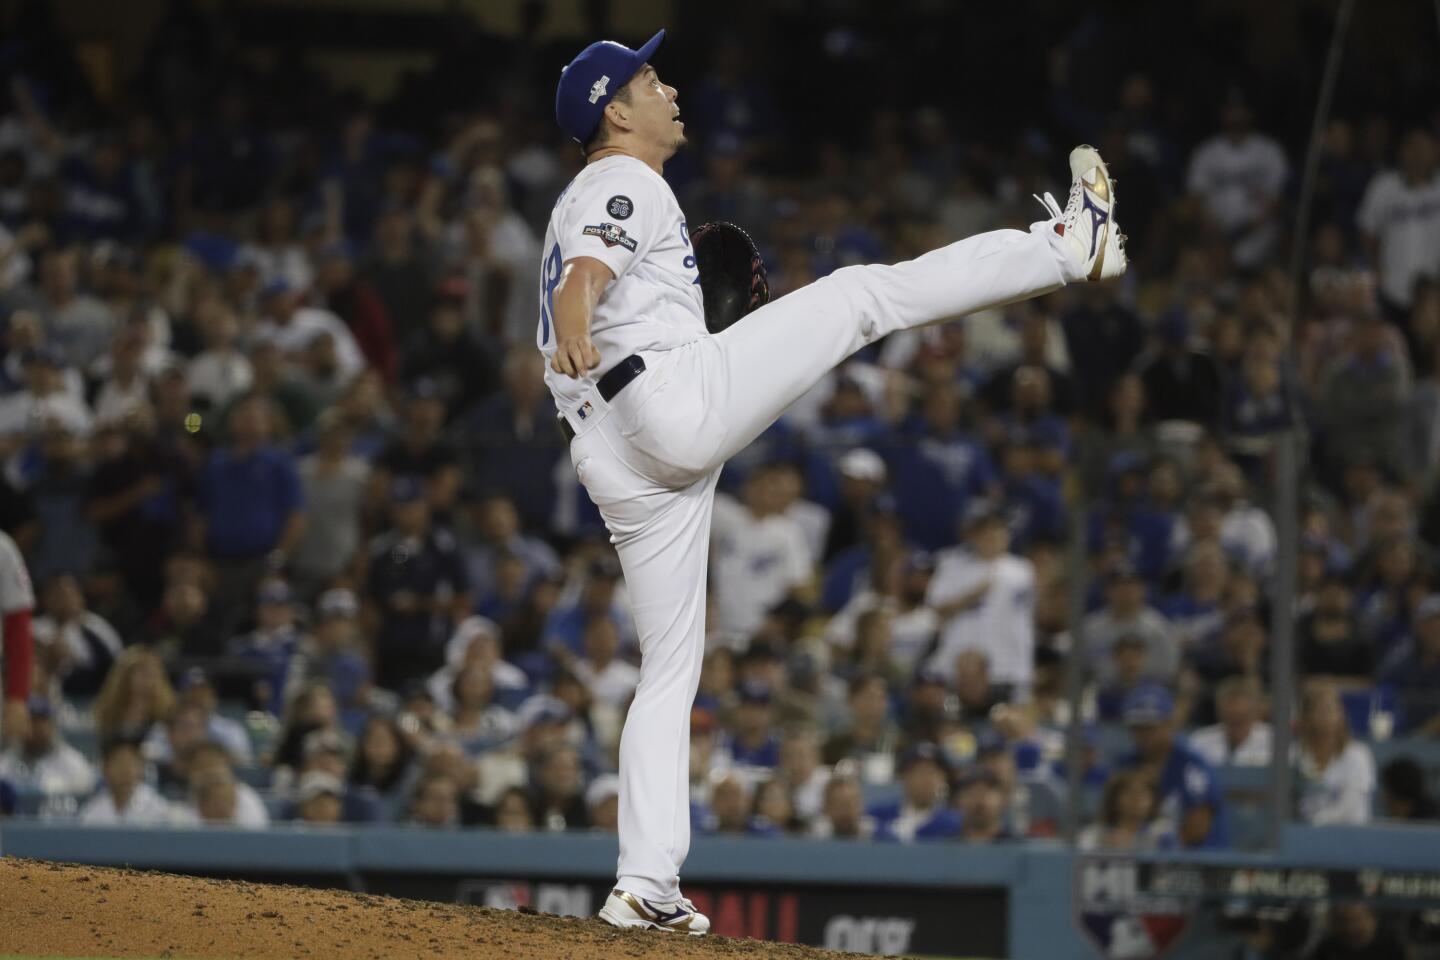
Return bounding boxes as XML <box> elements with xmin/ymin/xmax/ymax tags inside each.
<box><xmin>565</xmin><ymin>221</ymin><xmax>1081</xmax><ymax>901</ymax></box>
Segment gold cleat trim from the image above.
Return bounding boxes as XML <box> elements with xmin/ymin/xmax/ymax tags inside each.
<box><xmin>620</xmin><ymin>892</ymin><xmax>694</xmax><ymax>931</ymax></box>
<box><xmin>1088</xmin><ymin>225</ymin><xmax>1108</xmax><ymax>281</ymax></box>
<box><xmin>1084</xmin><ymin>168</ymin><xmax>1110</xmax><ymax>202</ymax></box>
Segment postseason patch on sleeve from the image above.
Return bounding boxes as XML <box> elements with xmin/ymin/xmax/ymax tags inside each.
<box><xmin>582</xmin><ymin>223</ymin><xmax>638</xmax><ymax>252</ymax></box>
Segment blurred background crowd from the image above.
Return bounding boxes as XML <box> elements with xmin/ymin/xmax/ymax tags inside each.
<box><xmin>0</xmin><ymin>0</ymin><xmax>1438</xmax><ymax>873</ymax></box>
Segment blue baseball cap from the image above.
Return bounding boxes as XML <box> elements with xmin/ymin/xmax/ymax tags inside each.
<box><xmin>1122</xmin><ymin>684</ymin><xmax>1175</xmax><ymax>726</ymax></box>
<box><xmin>555</xmin><ymin>29</ymin><xmax>666</xmax><ymax>145</ymax></box>
<box><xmin>390</xmin><ymin>474</ymin><xmax>426</xmax><ymax>505</ymax></box>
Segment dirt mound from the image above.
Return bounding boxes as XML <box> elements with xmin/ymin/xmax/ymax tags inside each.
<box><xmin>0</xmin><ymin>857</ymin><xmax>873</xmax><ymax>960</ymax></box>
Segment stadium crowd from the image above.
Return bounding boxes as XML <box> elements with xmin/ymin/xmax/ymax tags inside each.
<box><xmin>0</xmin><ymin>1</ymin><xmax>1439</xmax><ymax>857</ymax></box>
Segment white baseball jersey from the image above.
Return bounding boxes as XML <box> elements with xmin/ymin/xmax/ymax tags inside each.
<box><xmin>537</xmin><ymin>155</ymin><xmax>705</xmax><ymax>414</ymax></box>
<box><xmin>0</xmin><ymin>529</ymin><xmax>33</xmax><ymax>679</ymax></box>
<box><xmin>1357</xmin><ymin>170</ymin><xmax>1440</xmax><ymax>307</ymax></box>
<box><xmin>710</xmin><ymin>493</ymin><xmax>813</xmax><ymax>637</ymax></box>
<box><xmin>924</xmin><ymin>547</ymin><xmax>1035</xmax><ymax>691</ymax></box>
<box><xmin>542</xmin><ymin>142</ymin><xmax>1081</xmax><ymax>904</ymax></box>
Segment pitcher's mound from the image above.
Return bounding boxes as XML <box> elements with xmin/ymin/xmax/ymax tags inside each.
<box><xmin>0</xmin><ymin>857</ymin><xmax>870</xmax><ymax>959</ymax></box>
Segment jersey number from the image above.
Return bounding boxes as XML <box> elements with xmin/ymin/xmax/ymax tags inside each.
<box><xmin>680</xmin><ymin>221</ymin><xmax>698</xmax><ymax>282</ymax></box>
<box><xmin>538</xmin><ymin>243</ymin><xmax>562</xmax><ymax>345</ymax></box>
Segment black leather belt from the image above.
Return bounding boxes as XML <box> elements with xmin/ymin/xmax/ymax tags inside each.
<box><xmin>558</xmin><ymin>354</ymin><xmax>646</xmax><ymax>441</ymax></box>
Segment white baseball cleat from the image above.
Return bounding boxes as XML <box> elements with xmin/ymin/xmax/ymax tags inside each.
<box><xmin>598</xmin><ymin>888</ymin><xmax>711</xmax><ymax>935</ymax></box>
<box><xmin>1035</xmin><ymin>144</ymin><xmax>1128</xmax><ymax>281</ymax></box>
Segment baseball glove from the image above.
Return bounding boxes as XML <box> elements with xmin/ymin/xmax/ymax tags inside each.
<box><xmin>690</xmin><ymin>221</ymin><xmax>769</xmax><ymax>334</ymax></box>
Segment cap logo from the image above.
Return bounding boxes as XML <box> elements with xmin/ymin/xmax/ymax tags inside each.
<box><xmin>589</xmin><ymin>75</ymin><xmax>610</xmax><ymax>104</ymax></box>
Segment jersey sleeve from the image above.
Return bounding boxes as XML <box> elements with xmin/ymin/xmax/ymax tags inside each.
<box><xmin>554</xmin><ymin>166</ymin><xmax>665</xmax><ymax>281</ymax></box>
<box><xmin>0</xmin><ymin>533</ymin><xmax>34</xmax><ymax>613</ymax></box>
<box><xmin>1178</xmin><ymin>757</ymin><xmax>1222</xmax><ymax>814</ymax></box>
<box><xmin>1356</xmin><ymin>173</ymin><xmax>1391</xmax><ymax>237</ymax></box>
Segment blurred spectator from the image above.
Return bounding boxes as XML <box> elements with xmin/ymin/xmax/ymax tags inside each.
<box><xmin>953</xmin><ymin>650</ymin><xmax>1002</xmax><ymax>722</ymax></box>
<box><xmin>571</xmin><ymin>616</ymin><xmax>638</xmax><ymax>709</ymax></box>
<box><xmin>447</xmin><ymin>660</ymin><xmax>518</xmax><ymax>756</ymax></box>
<box><xmin>313</xmin><ymin>240</ymin><xmax>396</xmax><ymax>383</ymax></box>
<box><xmin>184</xmin><ymin>765</ymin><xmax>246</xmax><ymax>829</ymax></box>
<box><xmin>283</xmin><ymin>589</ymin><xmax>371</xmax><ymax>731</ymax></box>
<box><xmin>586</xmin><ymin>773</ymin><xmax>620</xmax><ymax>833</ymax></box>
<box><xmin>1298</xmin><ymin>575</ymin><xmax>1371</xmax><ymax>683</ymax></box>
<box><xmin>1315</xmin><ymin>313</ymin><xmax>1411</xmax><ymax>481</ymax></box>
<box><xmin>778</xmin><ymin>726</ymin><xmax>829</xmax><ymax>822</ymax></box>
<box><xmin>226</xmin><ymin>578</ymin><xmax>303</xmax><ymax>715</ymax></box>
<box><xmin>1310</xmin><ymin>903</ymin><xmax>1408</xmax><ymax>960</ymax></box>
<box><xmin>349</xmin><ymin>713</ymin><xmax>413</xmax><ymax>801</ymax></box>
<box><xmin>542</xmin><ymin>556</ymin><xmax>629</xmax><ymax>660</ymax></box>
<box><xmin>1295</xmin><ymin>681</ymin><xmax>1375</xmax><ymax>826</ymax></box>
<box><xmin>34</xmin><ymin>247</ymin><xmax>117</xmax><ymax>369</ymax></box>
<box><xmin>32</xmin><ymin>573</ymin><xmax>121</xmax><ymax>698</ymax></box>
<box><xmin>86</xmin><ymin>412</ymin><xmax>190</xmax><ymax>613</ymax></box>
<box><xmin>1095</xmin><ymin>635</ymin><xmax>1156</xmax><ymax>722</ymax></box>
<box><xmin>407</xmin><ymin>774</ymin><xmax>461</xmax><ymax>829</ymax></box>
<box><xmin>0</xmin><ymin>695</ymin><xmax>95</xmax><ymax>795</ymax></box>
<box><xmin>1378</xmin><ymin>594</ymin><xmax>1440</xmax><ymax>735</ymax></box>
<box><xmin>490</xmin><ymin>784</ymin><xmax>534</xmax><ymax>832</ymax></box>
<box><xmin>529</xmin><ymin>743</ymin><xmax>587</xmax><ymax>831</ymax></box>
<box><xmin>375</xmin><ymin>385</ymin><xmax>461</xmax><ymax>513</ymax></box>
<box><xmin>461</xmin><ymin>493</ymin><xmax>559</xmax><ymax>617</ymax></box>
<box><xmin>718</xmin><ymin>681</ymin><xmax>781</xmax><ymax>771</ymax></box>
<box><xmin>1084</xmin><ymin>563</ymin><xmax>1177</xmax><ymax>686</ymax></box>
<box><xmin>1159</xmin><ymin>541</ymin><xmax>1228</xmax><ymax>653</ymax></box>
<box><xmin>290</xmin><ymin>415</ymin><xmax>369</xmax><ymax>592</ymax></box>
<box><xmin>1081</xmin><ymin>374</ymin><xmax>1152</xmax><ymax>496</ymax></box>
<box><xmin>825</xmin><ymin>549</ymin><xmax>939</xmax><ymax>680</ymax></box>
<box><xmin>749</xmin><ymin>777</ymin><xmax>798</xmax><ymax>837</ymax></box>
<box><xmin>460</xmin><ymin>347</ymin><xmax>561</xmax><ymax>533</ymax></box>
<box><xmin>401</xmin><ymin>279</ymin><xmax>498</xmax><ymax>419</ymax></box>
<box><xmin>0</xmin><ymin>347</ymin><xmax>92</xmax><ymax>443</ymax></box>
<box><xmin>293</xmin><ymin>770</ymin><xmax>346</xmax><ymax>826</ymax></box>
<box><xmin>186</xmin><ymin>301</ymin><xmax>253</xmax><ymax>411</ymax></box>
<box><xmin>925</xmin><ymin>504</ymin><xmax>1035</xmax><ymax>694</ymax></box>
<box><xmin>246</xmin><ymin>198</ymin><xmax>312</xmax><ymax>291</ymax></box>
<box><xmin>93</xmin><ymin>646</ymin><xmax>175</xmax><ymax>740</ymax></box>
<box><xmin>1189</xmin><ymin>607</ymin><xmax>1269</xmax><ymax>710</ymax></box>
<box><xmin>169</xmin><ymin>668</ymin><xmax>253</xmax><ymax>764</ymax></box>
<box><xmin>143</xmin><ymin>578</ymin><xmax>216</xmax><ymax>659</ymax></box>
<box><xmin>1135</xmin><ymin>309</ymin><xmax>1223</xmax><ymax>427</ymax></box>
<box><xmin>271</xmin><ymin>681</ymin><xmax>345</xmax><ymax>772</ymax></box>
<box><xmin>811</xmin><ymin>770</ymin><xmax>875</xmax><ymax>840</ymax></box>
<box><xmin>1186</xmin><ymin>94</ymin><xmax>1287</xmax><ymax>269</ymax></box>
<box><xmin>701</xmin><ymin>773</ymin><xmax>751</xmax><ymax>835</ymax></box>
<box><xmin>255</xmin><ymin>280</ymin><xmax>364</xmax><ymax>383</ymax></box>
<box><xmin>364</xmin><ymin>475</ymin><xmax>470</xmax><ymax>688</ymax></box>
<box><xmin>711</xmin><ymin>463</ymin><xmax>814</xmax><ymax>638</ymax></box>
<box><xmin>196</xmin><ymin>393</ymin><xmax>305</xmax><ymax>619</ymax></box>
<box><xmin>1076</xmin><ymin>770</ymin><xmax>1172</xmax><ymax>852</ymax></box>
<box><xmin>822</xmin><ymin>447</ymin><xmax>885</xmax><ymax>563</ymax></box>
<box><xmin>179</xmin><ymin>740</ymin><xmax>269</xmax><ymax>828</ymax></box>
<box><xmin>1358</xmin><ymin>129</ymin><xmax>1440</xmax><ymax>320</ymax></box>
<box><xmin>824</xmin><ymin>673</ymin><xmax>899</xmax><ymax>784</ymax></box>
<box><xmin>871</xmin><ymin>743</ymin><xmax>959</xmax><ymax>842</ymax></box>
<box><xmin>1117</xmin><ymin>685</ymin><xmax>1227</xmax><ymax>849</ymax></box>
<box><xmin>954</xmin><ymin>769</ymin><xmax>1011</xmax><ymax>844</ymax></box>
<box><xmin>1188</xmin><ymin>676</ymin><xmax>1273</xmax><ymax>768</ymax></box>
<box><xmin>1379</xmin><ymin>757</ymin><xmax>1439</xmax><ymax>822</ymax></box>
<box><xmin>77</xmin><ymin>736</ymin><xmax>171</xmax><ymax>826</ymax></box>
<box><xmin>428</xmin><ymin>616</ymin><xmax>527</xmax><ymax>713</ymax></box>
<box><xmin>891</xmin><ymin>381</ymin><xmax>997</xmax><ymax>552</ymax></box>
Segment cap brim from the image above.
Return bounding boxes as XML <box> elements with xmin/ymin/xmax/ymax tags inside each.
<box><xmin>634</xmin><ymin>29</ymin><xmax>666</xmax><ymax>67</ymax></box>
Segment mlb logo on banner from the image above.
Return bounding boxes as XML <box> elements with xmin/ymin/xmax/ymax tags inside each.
<box><xmin>1075</xmin><ymin>857</ymin><xmax>1192</xmax><ymax>959</ymax></box>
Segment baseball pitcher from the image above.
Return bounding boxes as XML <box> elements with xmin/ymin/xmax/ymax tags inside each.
<box><xmin>541</xmin><ymin>29</ymin><xmax>1126</xmax><ymax>934</ymax></box>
